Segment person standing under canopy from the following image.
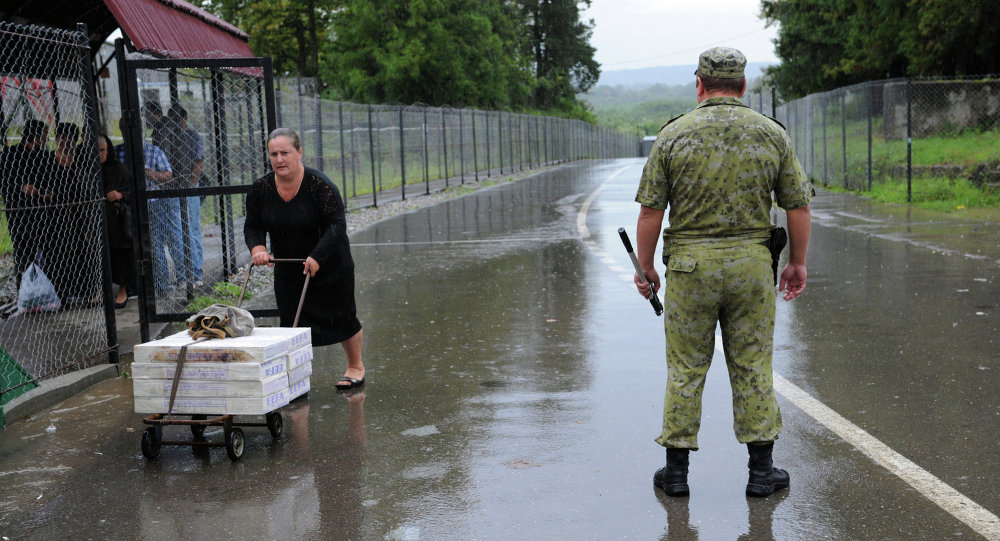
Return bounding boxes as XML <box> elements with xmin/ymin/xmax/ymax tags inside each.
<box><xmin>244</xmin><ymin>128</ymin><xmax>366</xmax><ymax>390</ymax></box>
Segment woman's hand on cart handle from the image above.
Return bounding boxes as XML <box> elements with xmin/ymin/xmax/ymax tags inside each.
<box><xmin>303</xmin><ymin>257</ymin><xmax>320</xmax><ymax>277</ymax></box>
<box><xmin>251</xmin><ymin>246</ymin><xmax>272</xmax><ymax>267</ymax></box>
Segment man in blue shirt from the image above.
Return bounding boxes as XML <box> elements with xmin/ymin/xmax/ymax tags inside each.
<box><xmin>164</xmin><ymin>106</ymin><xmax>205</xmax><ymax>286</ymax></box>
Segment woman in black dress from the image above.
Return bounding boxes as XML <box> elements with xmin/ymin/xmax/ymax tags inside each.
<box><xmin>99</xmin><ymin>134</ymin><xmax>134</xmax><ymax>308</ymax></box>
<box><xmin>245</xmin><ymin>128</ymin><xmax>365</xmax><ymax>389</ymax></box>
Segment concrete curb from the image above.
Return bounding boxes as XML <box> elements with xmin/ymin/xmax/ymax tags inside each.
<box><xmin>4</xmin><ymin>363</ymin><xmax>121</xmax><ymax>425</ymax></box>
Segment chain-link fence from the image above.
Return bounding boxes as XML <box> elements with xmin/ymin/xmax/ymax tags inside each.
<box><xmin>744</xmin><ymin>76</ymin><xmax>1000</xmax><ymax>197</ymax></box>
<box><xmin>0</xmin><ymin>22</ymin><xmax>114</xmax><ymax>418</ymax></box>
<box><xmin>274</xmin><ymin>79</ymin><xmax>639</xmax><ymax>208</ymax></box>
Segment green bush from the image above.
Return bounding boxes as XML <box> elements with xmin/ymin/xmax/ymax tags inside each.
<box><xmin>185</xmin><ymin>281</ymin><xmax>251</xmax><ymax>313</ymax></box>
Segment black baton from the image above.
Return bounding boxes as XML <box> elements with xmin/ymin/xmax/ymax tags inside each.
<box><xmin>618</xmin><ymin>227</ymin><xmax>663</xmax><ymax>316</ymax></box>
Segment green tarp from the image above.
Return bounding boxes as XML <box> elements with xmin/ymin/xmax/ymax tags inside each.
<box><xmin>1</xmin><ymin>347</ymin><xmax>38</xmax><ymax>429</ymax></box>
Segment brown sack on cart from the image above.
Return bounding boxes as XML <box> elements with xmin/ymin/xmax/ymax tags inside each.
<box><xmin>185</xmin><ymin>304</ymin><xmax>255</xmax><ymax>340</ymax></box>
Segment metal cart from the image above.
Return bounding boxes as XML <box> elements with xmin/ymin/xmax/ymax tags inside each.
<box><xmin>139</xmin><ymin>259</ymin><xmax>309</xmax><ymax>461</ymax></box>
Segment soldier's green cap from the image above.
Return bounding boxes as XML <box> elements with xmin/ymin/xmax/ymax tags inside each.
<box><xmin>696</xmin><ymin>47</ymin><xmax>746</xmax><ymax>79</ymax></box>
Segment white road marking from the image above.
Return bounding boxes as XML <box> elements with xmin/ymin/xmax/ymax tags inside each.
<box><xmin>711</xmin><ymin>335</ymin><xmax>1000</xmax><ymax>540</ymax></box>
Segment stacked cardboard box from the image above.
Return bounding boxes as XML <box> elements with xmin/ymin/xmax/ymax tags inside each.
<box><xmin>133</xmin><ymin>327</ymin><xmax>313</xmax><ymax>415</ymax></box>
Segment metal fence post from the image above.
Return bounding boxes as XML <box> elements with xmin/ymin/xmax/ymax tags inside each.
<box><xmin>349</xmin><ymin>109</ymin><xmax>357</xmax><ymax>196</ymax></box>
<box><xmin>485</xmin><ymin>111</ymin><xmax>491</xmax><ymax>177</ymax></box>
<box><xmin>376</xmin><ymin>108</ymin><xmax>383</xmax><ymax>192</ymax></box>
<box><xmin>509</xmin><ymin>112</ymin><xmax>515</xmax><ymax>171</ymax></box>
<box><xmin>315</xmin><ymin>93</ymin><xmax>323</xmax><ymax>171</ymax></box>
<box><xmin>498</xmin><ymin>111</ymin><xmax>503</xmax><ymax>175</ymax></box>
<box><xmin>867</xmin><ymin>82</ymin><xmax>873</xmax><ymax>191</ymax></box>
<box><xmin>338</xmin><ymin>101</ymin><xmax>347</xmax><ymax>197</ymax></box>
<box><xmin>297</xmin><ymin>77</ymin><xmax>304</xmax><ymax>140</ymax></box>
<box><xmin>442</xmin><ymin>108</ymin><xmax>449</xmax><ymax>186</ymax></box>
<box><xmin>457</xmin><ymin>109</ymin><xmax>463</xmax><ymax>187</ymax></box>
<box><xmin>399</xmin><ymin>106</ymin><xmax>406</xmax><ymax>200</ymax></box>
<box><xmin>906</xmin><ymin>78</ymin><xmax>912</xmax><ymax>202</ymax></box>
<box><xmin>275</xmin><ymin>89</ymin><xmax>282</xmax><ymax>126</ymax></box>
<box><xmin>841</xmin><ymin>91</ymin><xmax>847</xmax><ymax>188</ymax></box>
<box><xmin>472</xmin><ymin>110</ymin><xmax>479</xmax><ymax>182</ymax></box>
<box><xmin>822</xmin><ymin>96</ymin><xmax>828</xmax><ymax>184</ymax></box>
<box><xmin>368</xmin><ymin>104</ymin><xmax>377</xmax><ymax>207</ymax></box>
<box><xmin>543</xmin><ymin>117</ymin><xmax>548</xmax><ymax>164</ymax></box>
<box><xmin>423</xmin><ymin>107</ymin><xmax>430</xmax><ymax>194</ymax></box>
<box><xmin>518</xmin><ymin>114</ymin><xmax>524</xmax><ymax>171</ymax></box>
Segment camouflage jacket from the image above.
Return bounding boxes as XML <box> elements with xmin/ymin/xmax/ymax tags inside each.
<box><xmin>636</xmin><ymin>96</ymin><xmax>812</xmax><ymax>249</ymax></box>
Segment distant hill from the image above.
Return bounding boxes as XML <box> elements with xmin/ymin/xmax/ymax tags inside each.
<box><xmin>597</xmin><ymin>62</ymin><xmax>776</xmax><ymax>88</ymax></box>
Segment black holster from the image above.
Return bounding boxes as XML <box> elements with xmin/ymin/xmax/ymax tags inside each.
<box><xmin>765</xmin><ymin>227</ymin><xmax>787</xmax><ymax>286</ymax></box>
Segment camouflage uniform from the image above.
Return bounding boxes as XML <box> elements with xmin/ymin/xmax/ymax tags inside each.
<box><xmin>635</xmin><ymin>48</ymin><xmax>813</xmax><ymax>449</ymax></box>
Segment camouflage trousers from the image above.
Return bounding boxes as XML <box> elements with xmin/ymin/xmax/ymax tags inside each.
<box><xmin>654</xmin><ymin>242</ymin><xmax>782</xmax><ymax>449</ymax></box>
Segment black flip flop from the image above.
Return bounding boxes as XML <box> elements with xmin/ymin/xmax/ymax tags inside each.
<box><xmin>335</xmin><ymin>376</ymin><xmax>365</xmax><ymax>390</ymax></box>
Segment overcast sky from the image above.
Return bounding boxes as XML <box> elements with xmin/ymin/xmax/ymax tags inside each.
<box><xmin>581</xmin><ymin>0</ymin><xmax>779</xmax><ymax>71</ymax></box>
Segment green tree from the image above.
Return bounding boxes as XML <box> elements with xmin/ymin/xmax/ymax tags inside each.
<box><xmin>326</xmin><ymin>0</ymin><xmax>530</xmax><ymax>108</ymax></box>
<box><xmin>901</xmin><ymin>0</ymin><xmax>1000</xmax><ymax>76</ymax></box>
<box><xmin>521</xmin><ymin>0</ymin><xmax>601</xmax><ymax>113</ymax></box>
<box><xmin>193</xmin><ymin>0</ymin><xmax>333</xmax><ymax>79</ymax></box>
<box><xmin>760</xmin><ymin>0</ymin><xmax>855</xmax><ymax>99</ymax></box>
<box><xmin>762</xmin><ymin>0</ymin><xmax>1000</xmax><ymax>98</ymax></box>
<box><xmin>834</xmin><ymin>0</ymin><xmax>909</xmax><ymax>80</ymax></box>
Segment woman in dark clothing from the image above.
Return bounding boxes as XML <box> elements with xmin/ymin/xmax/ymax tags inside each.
<box><xmin>2</xmin><ymin>119</ymin><xmax>54</xmax><ymax>277</ymax></box>
<box><xmin>244</xmin><ymin>128</ymin><xmax>365</xmax><ymax>389</ymax></box>
<box><xmin>98</xmin><ymin>134</ymin><xmax>134</xmax><ymax>308</ymax></box>
<box><xmin>51</xmin><ymin>122</ymin><xmax>103</xmax><ymax>302</ymax></box>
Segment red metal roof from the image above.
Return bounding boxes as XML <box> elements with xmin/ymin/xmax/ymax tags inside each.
<box><xmin>103</xmin><ymin>0</ymin><xmax>253</xmax><ymax>60</ymax></box>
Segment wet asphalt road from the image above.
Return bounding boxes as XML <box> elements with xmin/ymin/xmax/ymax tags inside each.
<box><xmin>1</xmin><ymin>158</ymin><xmax>999</xmax><ymax>540</ymax></box>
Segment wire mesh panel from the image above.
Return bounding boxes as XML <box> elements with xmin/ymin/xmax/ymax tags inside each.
<box><xmin>908</xmin><ymin>76</ymin><xmax>1000</xmax><ymax>191</ymax></box>
<box><xmin>772</xmin><ymin>75</ymin><xmax>999</xmax><ymax>195</ymax></box>
<box><xmin>0</xmin><ymin>22</ymin><xmax>112</xmax><ymax>397</ymax></box>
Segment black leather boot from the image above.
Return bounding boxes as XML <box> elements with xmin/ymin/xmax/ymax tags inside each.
<box><xmin>746</xmin><ymin>442</ymin><xmax>790</xmax><ymax>497</ymax></box>
<box><xmin>654</xmin><ymin>448</ymin><xmax>690</xmax><ymax>497</ymax></box>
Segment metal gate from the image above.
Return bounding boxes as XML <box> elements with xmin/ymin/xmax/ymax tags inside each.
<box><xmin>114</xmin><ymin>41</ymin><xmax>276</xmax><ymax>342</ymax></box>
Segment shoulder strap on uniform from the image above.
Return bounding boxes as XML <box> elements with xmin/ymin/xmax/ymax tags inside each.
<box><xmin>658</xmin><ymin>114</ymin><xmax>684</xmax><ymax>132</ymax></box>
<box><xmin>765</xmin><ymin>115</ymin><xmax>786</xmax><ymax>131</ymax></box>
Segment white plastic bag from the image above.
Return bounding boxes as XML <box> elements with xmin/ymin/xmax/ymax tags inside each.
<box><xmin>17</xmin><ymin>263</ymin><xmax>61</xmax><ymax>314</ymax></box>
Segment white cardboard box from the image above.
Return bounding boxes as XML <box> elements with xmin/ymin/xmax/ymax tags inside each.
<box><xmin>288</xmin><ymin>377</ymin><xmax>310</xmax><ymax>400</ymax></box>
<box><xmin>288</xmin><ymin>361</ymin><xmax>312</xmax><ymax>386</ymax></box>
<box><xmin>134</xmin><ymin>327</ymin><xmax>311</xmax><ymax>364</ymax></box>
<box><xmin>132</xmin><ymin>372</ymin><xmax>288</xmax><ymax>398</ymax></box>
<box><xmin>287</xmin><ymin>345</ymin><xmax>313</xmax><ymax>370</ymax></box>
<box><xmin>130</xmin><ymin>356</ymin><xmax>287</xmax><ymax>381</ymax></box>
<box><xmin>133</xmin><ymin>388</ymin><xmax>290</xmax><ymax>415</ymax></box>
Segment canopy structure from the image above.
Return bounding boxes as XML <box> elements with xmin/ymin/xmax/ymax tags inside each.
<box><xmin>103</xmin><ymin>0</ymin><xmax>252</xmax><ymax>59</ymax></box>
<box><xmin>0</xmin><ymin>0</ymin><xmax>252</xmax><ymax>60</ymax></box>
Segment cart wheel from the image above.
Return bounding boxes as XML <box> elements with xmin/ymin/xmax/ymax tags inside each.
<box><xmin>225</xmin><ymin>428</ymin><xmax>245</xmax><ymax>461</ymax></box>
<box><xmin>190</xmin><ymin>415</ymin><xmax>207</xmax><ymax>437</ymax></box>
<box><xmin>266</xmin><ymin>412</ymin><xmax>283</xmax><ymax>439</ymax></box>
<box><xmin>141</xmin><ymin>427</ymin><xmax>161</xmax><ymax>459</ymax></box>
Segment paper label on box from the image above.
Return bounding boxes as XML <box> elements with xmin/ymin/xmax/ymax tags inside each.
<box><xmin>134</xmin><ymin>328</ymin><xmax>311</xmax><ymax>364</ymax></box>
<box><xmin>288</xmin><ymin>361</ymin><xmax>312</xmax><ymax>385</ymax></box>
<box><xmin>287</xmin><ymin>345</ymin><xmax>313</xmax><ymax>370</ymax></box>
<box><xmin>288</xmin><ymin>378</ymin><xmax>310</xmax><ymax>400</ymax></box>
<box><xmin>132</xmin><ymin>372</ymin><xmax>288</xmax><ymax>398</ymax></box>
<box><xmin>131</xmin><ymin>356</ymin><xmax>287</xmax><ymax>381</ymax></box>
<box><xmin>253</xmin><ymin>327</ymin><xmax>311</xmax><ymax>350</ymax></box>
<box><xmin>133</xmin><ymin>388</ymin><xmax>289</xmax><ymax>415</ymax></box>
